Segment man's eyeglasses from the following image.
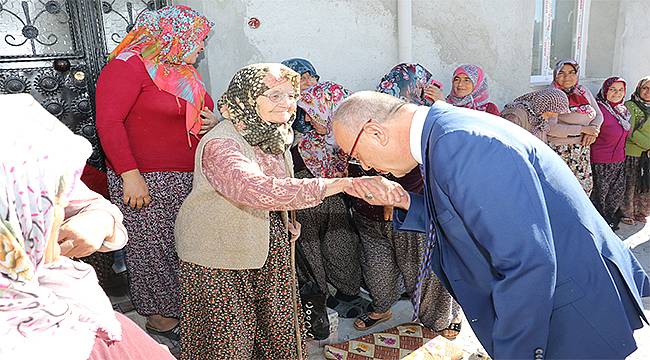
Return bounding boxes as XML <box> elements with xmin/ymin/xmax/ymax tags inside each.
<box><xmin>344</xmin><ymin>119</ymin><xmax>372</xmax><ymax>164</ymax></box>
<box><xmin>261</xmin><ymin>91</ymin><xmax>299</xmax><ymax>104</ymax></box>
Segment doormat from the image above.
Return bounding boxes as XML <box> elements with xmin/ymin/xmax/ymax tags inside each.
<box><xmin>323</xmin><ymin>323</ymin><xmax>439</xmax><ymax>359</ymax></box>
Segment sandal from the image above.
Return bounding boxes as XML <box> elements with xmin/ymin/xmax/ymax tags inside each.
<box><xmin>146</xmin><ymin>323</ymin><xmax>180</xmax><ymax>342</ymax></box>
<box><xmin>621</xmin><ymin>217</ymin><xmax>635</xmax><ymax>226</ymax></box>
<box><xmin>353</xmin><ymin>311</ymin><xmax>392</xmax><ymax>331</ymax></box>
<box><xmin>440</xmin><ymin>321</ymin><xmax>462</xmax><ymax>340</ymax></box>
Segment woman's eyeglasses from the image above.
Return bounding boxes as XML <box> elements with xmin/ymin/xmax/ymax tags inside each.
<box><xmin>261</xmin><ymin>91</ymin><xmax>299</xmax><ymax>104</ymax></box>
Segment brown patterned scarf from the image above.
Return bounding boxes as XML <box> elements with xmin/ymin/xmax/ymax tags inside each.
<box><xmin>218</xmin><ymin>63</ymin><xmax>300</xmax><ymax>155</ymax></box>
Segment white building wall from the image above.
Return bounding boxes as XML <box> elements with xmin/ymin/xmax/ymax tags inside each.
<box><xmin>177</xmin><ymin>0</ymin><xmax>648</xmax><ymax>107</ymax></box>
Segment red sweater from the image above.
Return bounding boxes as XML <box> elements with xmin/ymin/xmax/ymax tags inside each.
<box><xmin>95</xmin><ymin>55</ymin><xmax>214</xmax><ymax>175</ymax></box>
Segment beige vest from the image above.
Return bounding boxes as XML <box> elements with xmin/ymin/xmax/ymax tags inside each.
<box><xmin>175</xmin><ymin>120</ymin><xmax>291</xmax><ymax>269</ymax></box>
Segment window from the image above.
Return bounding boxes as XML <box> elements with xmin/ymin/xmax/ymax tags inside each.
<box><xmin>531</xmin><ymin>0</ymin><xmax>589</xmax><ymax>83</ymax></box>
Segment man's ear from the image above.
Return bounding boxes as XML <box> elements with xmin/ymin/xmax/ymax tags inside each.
<box><xmin>365</xmin><ymin>122</ymin><xmax>390</xmax><ymax>147</ymax></box>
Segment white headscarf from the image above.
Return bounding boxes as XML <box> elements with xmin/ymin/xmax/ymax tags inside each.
<box><xmin>0</xmin><ymin>94</ymin><xmax>121</xmax><ymax>359</ymax></box>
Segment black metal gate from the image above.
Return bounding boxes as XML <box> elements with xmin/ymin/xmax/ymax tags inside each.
<box><xmin>0</xmin><ymin>0</ymin><xmax>168</xmax><ymax>171</ymax></box>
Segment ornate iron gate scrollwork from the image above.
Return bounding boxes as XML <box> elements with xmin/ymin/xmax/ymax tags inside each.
<box><xmin>0</xmin><ymin>0</ymin><xmax>168</xmax><ymax>172</ymax></box>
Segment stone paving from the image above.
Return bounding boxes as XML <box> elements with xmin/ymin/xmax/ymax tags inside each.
<box><xmin>113</xmin><ymin>220</ymin><xmax>650</xmax><ymax>359</ymax></box>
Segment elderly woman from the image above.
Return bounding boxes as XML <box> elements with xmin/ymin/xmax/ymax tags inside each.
<box><xmin>282</xmin><ymin>57</ymin><xmax>320</xmax><ymax>134</ymax></box>
<box><xmin>350</xmin><ymin>63</ymin><xmax>462</xmax><ymax>339</ymax></box>
<box><xmin>622</xmin><ymin>76</ymin><xmax>650</xmax><ymax>225</ymax></box>
<box><xmin>175</xmin><ymin>64</ymin><xmax>367</xmax><ymax>359</ymax></box>
<box><xmin>0</xmin><ymin>94</ymin><xmax>174</xmax><ymax>360</ymax></box>
<box><xmin>590</xmin><ymin>77</ymin><xmax>631</xmax><ymax>229</ymax></box>
<box><xmin>446</xmin><ymin>64</ymin><xmax>500</xmax><ymax>116</ymax></box>
<box><xmin>501</xmin><ymin>88</ymin><xmax>571</xmax><ymax>142</ymax></box>
<box><xmin>95</xmin><ymin>5</ymin><xmax>216</xmax><ymax>339</ymax></box>
<box><xmin>292</xmin><ymin>81</ymin><xmax>367</xmax><ymax>324</ymax></box>
<box><xmin>547</xmin><ymin>59</ymin><xmax>603</xmax><ymax>195</ymax></box>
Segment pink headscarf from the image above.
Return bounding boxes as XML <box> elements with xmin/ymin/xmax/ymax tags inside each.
<box><xmin>296</xmin><ymin>81</ymin><xmax>350</xmax><ymax>178</ymax></box>
<box><xmin>446</xmin><ymin>64</ymin><xmax>491</xmax><ymax>111</ymax></box>
<box><xmin>596</xmin><ymin>76</ymin><xmax>631</xmax><ymax>131</ymax></box>
<box><xmin>0</xmin><ymin>94</ymin><xmax>121</xmax><ymax>358</ymax></box>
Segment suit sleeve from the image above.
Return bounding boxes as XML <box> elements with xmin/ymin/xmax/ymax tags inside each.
<box><xmin>432</xmin><ymin>132</ymin><xmax>557</xmax><ymax>358</ymax></box>
<box><xmin>393</xmin><ymin>192</ymin><xmax>427</xmax><ymax>233</ymax></box>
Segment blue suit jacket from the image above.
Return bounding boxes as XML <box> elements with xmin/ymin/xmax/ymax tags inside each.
<box><xmin>395</xmin><ymin>102</ymin><xmax>650</xmax><ymax>359</ymax></box>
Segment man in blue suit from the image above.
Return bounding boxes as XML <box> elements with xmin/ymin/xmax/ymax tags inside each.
<box><xmin>333</xmin><ymin>91</ymin><xmax>650</xmax><ymax>359</ymax></box>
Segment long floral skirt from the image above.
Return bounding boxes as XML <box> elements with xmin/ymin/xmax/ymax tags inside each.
<box><xmin>353</xmin><ymin>210</ymin><xmax>460</xmax><ymax>331</ymax></box>
<box><xmin>550</xmin><ymin>143</ymin><xmax>593</xmax><ymax>195</ymax></box>
<box><xmin>590</xmin><ymin>162</ymin><xmax>626</xmax><ymax>224</ymax></box>
<box><xmin>107</xmin><ymin>169</ymin><xmax>192</xmax><ymax>318</ymax></box>
<box><xmin>294</xmin><ymin>172</ymin><xmax>361</xmax><ymax>297</ymax></box>
<box><xmin>622</xmin><ymin>156</ymin><xmax>650</xmax><ymax>219</ymax></box>
<box><xmin>179</xmin><ymin>212</ymin><xmax>305</xmax><ymax>360</ymax></box>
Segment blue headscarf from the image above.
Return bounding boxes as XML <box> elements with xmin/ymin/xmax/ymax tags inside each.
<box><xmin>281</xmin><ymin>58</ymin><xmax>320</xmax><ymax>133</ymax></box>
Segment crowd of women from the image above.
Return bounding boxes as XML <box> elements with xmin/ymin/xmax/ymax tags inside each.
<box><xmin>3</xmin><ymin>4</ymin><xmax>650</xmax><ymax>360</ymax></box>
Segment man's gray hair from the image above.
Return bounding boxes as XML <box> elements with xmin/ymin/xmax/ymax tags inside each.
<box><xmin>332</xmin><ymin>91</ymin><xmax>406</xmax><ymax>131</ymax></box>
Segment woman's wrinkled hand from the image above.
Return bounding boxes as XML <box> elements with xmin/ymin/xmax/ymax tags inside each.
<box><xmin>199</xmin><ymin>107</ymin><xmax>220</xmax><ymax>134</ymax></box>
<box><xmin>288</xmin><ymin>220</ymin><xmax>302</xmax><ymax>242</ymax></box>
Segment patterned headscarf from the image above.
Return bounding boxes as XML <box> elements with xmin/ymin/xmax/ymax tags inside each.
<box><xmin>218</xmin><ymin>63</ymin><xmax>300</xmax><ymax>155</ymax></box>
<box><xmin>551</xmin><ymin>59</ymin><xmax>596</xmax><ymax>119</ymax></box>
<box><xmin>109</xmin><ymin>5</ymin><xmax>213</xmax><ymax>144</ymax></box>
<box><xmin>296</xmin><ymin>81</ymin><xmax>350</xmax><ymax>178</ymax></box>
<box><xmin>0</xmin><ymin>94</ymin><xmax>120</xmax><ymax>358</ymax></box>
<box><xmin>596</xmin><ymin>77</ymin><xmax>631</xmax><ymax>131</ymax></box>
<box><xmin>281</xmin><ymin>58</ymin><xmax>320</xmax><ymax>134</ymax></box>
<box><xmin>446</xmin><ymin>64</ymin><xmax>491</xmax><ymax>111</ymax></box>
<box><xmin>503</xmin><ymin>88</ymin><xmax>570</xmax><ymax>136</ymax></box>
<box><xmin>631</xmin><ymin>77</ymin><xmax>650</xmax><ymax>129</ymax></box>
<box><xmin>376</xmin><ymin>63</ymin><xmax>442</xmax><ymax>106</ymax></box>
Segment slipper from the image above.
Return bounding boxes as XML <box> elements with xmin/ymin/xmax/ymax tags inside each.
<box><xmin>146</xmin><ymin>323</ymin><xmax>180</xmax><ymax>342</ymax></box>
<box><xmin>621</xmin><ymin>217</ymin><xmax>635</xmax><ymax>225</ymax></box>
<box><xmin>353</xmin><ymin>311</ymin><xmax>392</xmax><ymax>331</ymax></box>
<box><xmin>440</xmin><ymin>321</ymin><xmax>462</xmax><ymax>340</ymax></box>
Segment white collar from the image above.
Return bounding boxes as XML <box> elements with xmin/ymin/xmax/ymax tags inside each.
<box><xmin>409</xmin><ymin>106</ymin><xmax>429</xmax><ymax>164</ymax></box>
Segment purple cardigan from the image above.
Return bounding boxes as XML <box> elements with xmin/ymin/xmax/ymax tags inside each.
<box><xmin>590</xmin><ymin>103</ymin><xmax>629</xmax><ymax>164</ymax></box>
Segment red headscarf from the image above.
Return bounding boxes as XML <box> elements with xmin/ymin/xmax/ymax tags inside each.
<box><xmin>109</xmin><ymin>5</ymin><xmax>213</xmax><ymax>145</ymax></box>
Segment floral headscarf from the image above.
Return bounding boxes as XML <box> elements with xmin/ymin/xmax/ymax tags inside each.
<box><xmin>503</xmin><ymin>88</ymin><xmax>570</xmax><ymax>136</ymax></box>
<box><xmin>218</xmin><ymin>63</ymin><xmax>300</xmax><ymax>155</ymax></box>
<box><xmin>377</xmin><ymin>63</ymin><xmax>441</xmax><ymax>106</ymax></box>
<box><xmin>109</xmin><ymin>5</ymin><xmax>213</xmax><ymax>144</ymax></box>
<box><xmin>0</xmin><ymin>94</ymin><xmax>120</xmax><ymax>359</ymax></box>
<box><xmin>551</xmin><ymin>59</ymin><xmax>596</xmax><ymax>119</ymax></box>
<box><xmin>296</xmin><ymin>81</ymin><xmax>350</xmax><ymax>178</ymax></box>
<box><xmin>281</xmin><ymin>58</ymin><xmax>320</xmax><ymax>134</ymax></box>
<box><xmin>446</xmin><ymin>64</ymin><xmax>491</xmax><ymax>111</ymax></box>
<box><xmin>631</xmin><ymin>77</ymin><xmax>650</xmax><ymax>129</ymax></box>
<box><xmin>596</xmin><ymin>77</ymin><xmax>631</xmax><ymax>131</ymax></box>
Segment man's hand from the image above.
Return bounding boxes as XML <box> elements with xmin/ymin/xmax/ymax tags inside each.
<box><xmin>58</xmin><ymin>210</ymin><xmax>114</xmax><ymax>258</ymax></box>
<box><xmin>345</xmin><ymin>177</ymin><xmax>411</xmax><ymax>210</ymax></box>
<box><xmin>121</xmin><ymin>169</ymin><xmax>151</xmax><ymax>209</ymax></box>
